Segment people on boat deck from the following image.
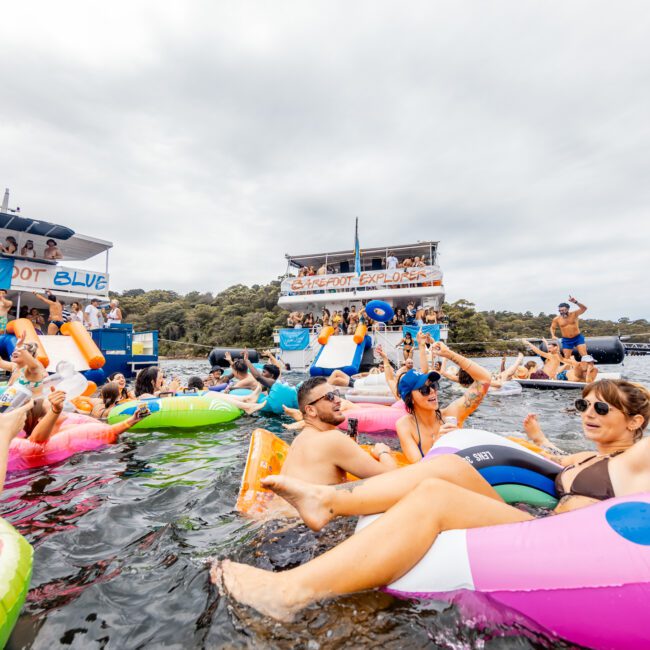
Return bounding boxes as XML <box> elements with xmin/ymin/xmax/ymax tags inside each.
<box><xmin>43</xmin><ymin>239</ymin><xmax>63</xmax><ymax>260</ymax></box>
<box><xmin>276</xmin><ymin>376</ymin><xmax>397</xmax><ymax>485</ymax></box>
<box><xmin>550</xmin><ymin>296</ymin><xmax>588</xmax><ymax>359</ymax></box>
<box><xmin>212</xmin><ymin>379</ymin><xmax>650</xmax><ymax>621</ymax></box>
<box><xmin>0</xmin><ymin>290</ymin><xmax>12</xmax><ymax>335</ymax></box>
<box><xmin>105</xmin><ymin>300</ymin><xmax>122</xmax><ymax>326</ymax></box>
<box><xmin>69</xmin><ymin>302</ymin><xmax>85</xmax><ymax>324</ymax></box>
<box><xmin>397</xmin><ymin>331</ymin><xmax>415</xmax><ymax>361</ymax></box>
<box><xmin>33</xmin><ymin>290</ymin><xmax>65</xmax><ymax>335</ymax></box>
<box><xmin>396</xmin><ymin>340</ymin><xmax>492</xmax><ymax>463</ymax></box>
<box><xmin>0</xmin><ymin>333</ymin><xmax>47</xmax><ymax>396</ymax></box>
<box><xmin>385</xmin><ymin>252</ymin><xmax>398</xmax><ymax>269</ymax></box>
<box><xmin>83</xmin><ymin>297</ymin><xmax>102</xmax><ymax>329</ymax></box>
<box><xmin>28</xmin><ymin>308</ymin><xmax>46</xmax><ymax>334</ymax></box>
<box><xmin>20</xmin><ymin>240</ymin><xmax>35</xmax><ymax>257</ymax></box>
<box><xmin>2</xmin><ymin>237</ymin><xmax>18</xmax><ymax>255</ymax></box>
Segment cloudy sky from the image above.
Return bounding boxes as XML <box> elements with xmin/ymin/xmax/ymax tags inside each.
<box><xmin>1</xmin><ymin>2</ymin><xmax>648</xmax><ymax>319</ymax></box>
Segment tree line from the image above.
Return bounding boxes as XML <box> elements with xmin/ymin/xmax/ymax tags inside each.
<box><xmin>112</xmin><ymin>285</ymin><xmax>649</xmax><ymax>357</ymax></box>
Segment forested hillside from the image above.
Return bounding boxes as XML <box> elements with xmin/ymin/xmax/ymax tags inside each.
<box><xmin>113</xmin><ymin>285</ymin><xmax>649</xmax><ymax>357</ymax></box>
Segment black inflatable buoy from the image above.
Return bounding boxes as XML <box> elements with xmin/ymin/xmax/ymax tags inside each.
<box><xmin>539</xmin><ymin>336</ymin><xmax>625</xmax><ymax>365</ymax></box>
<box><xmin>208</xmin><ymin>347</ymin><xmax>260</xmax><ymax>368</ymax></box>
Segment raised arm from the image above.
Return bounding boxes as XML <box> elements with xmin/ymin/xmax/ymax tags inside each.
<box><xmin>0</xmin><ymin>402</ymin><xmax>33</xmax><ymax>494</ymax></box>
<box><xmin>29</xmin><ymin>390</ymin><xmax>65</xmax><ymax>444</ymax></box>
<box><xmin>522</xmin><ymin>339</ymin><xmax>551</xmax><ymax>360</ymax></box>
<box><xmin>243</xmin><ymin>350</ymin><xmax>274</xmax><ymax>389</ymax></box>
<box><xmin>569</xmin><ymin>296</ymin><xmax>587</xmax><ymax>315</ymax></box>
<box><xmin>33</xmin><ymin>291</ymin><xmax>53</xmax><ymax>305</ymax></box>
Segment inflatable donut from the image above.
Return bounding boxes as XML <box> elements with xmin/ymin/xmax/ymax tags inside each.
<box><xmin>364</xmin><ymin>300</ymin><xmax>394</xmax><ymax>323</ymax></box>
<box><xmin>356</xmin><ymin>496</ymin><xmax>650</xmax><ymax>649</ymax></box>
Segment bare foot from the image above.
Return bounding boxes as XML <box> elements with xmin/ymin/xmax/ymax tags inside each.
<box><xmin>245</xmin><ymin>400</ymin><xmax>266</xmax><ymax>415</ymax></box>
<box><xmin>212</xmin><ymin>559</ymin><xmax>304</xmax><ymax>622</ymax></box>
<box><xmin>250</xmin><ymin>383</ymin><xmax>263</xmax><ymax>401</ymax></box>
<box><xmin>261</xmin><ymin>475</ymin><xmax>334</xmax><ymax>531</ymax></box>
<box><xmin>282</xmin><ymin>421</ymin><xmax>305</xmax><ymax>431</ymax></box>
<box><xmin>523</xmin><ymin>413</ymin><xmax>545</xmax><ymax>445</ymax></box>
<box><xmin>282</xmin><ymin>404</ymin><xmax>302</xmax><ymax>421</ymax></box>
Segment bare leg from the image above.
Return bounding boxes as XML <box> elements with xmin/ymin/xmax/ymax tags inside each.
<box><xmin>214</xmin><ymin>393</ymin><xmax>266</xmax><ymax>415</ymax></box>
<box><xmin>262</xmin><ymin>454</ymin><xmax>499</xmax><ymax>531</ymax></box>
<box><xmin>282</xmin><ymin>404</ymin><xmax>303</xmax><ymax>421</ymax></box>
<box><xmin>329</xmin><ymin>370</ymin><xmax>351</xmax><ymax>387</ymax></box>
<box><xmin>576</xmin><ymin>344</ymin><xmax>588</xmax><ymax>359</ymax></box>
<box><xmin>215</xmin><ymin>479</ymin><xmax>533</xmax><ymax>620</ymax></box>
<box><xmin>47</xmin><ymin>322</ymin><xmax>59</xmax><ymax>335</ymax></box>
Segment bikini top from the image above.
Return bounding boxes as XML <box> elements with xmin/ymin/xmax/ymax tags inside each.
<box><xmin>555</xmin><ymin>451</ymin><xmax>624</xmax><ymax>501</ymax></box>
<box><xmin>14</xmin><ymin>367</ymin><xmax>44</xmax><ymax>390</ymax></box>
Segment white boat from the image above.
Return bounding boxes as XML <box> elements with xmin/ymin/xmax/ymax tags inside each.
<box><xmin>274</xmin><ymin>241</ymin><xmax>447</xmax><ymax>373</ymax></box>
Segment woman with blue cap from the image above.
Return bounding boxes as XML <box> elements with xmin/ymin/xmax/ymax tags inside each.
<box><xmin>396</xmin><ymin>341</ymin><xmax>492</xmax><ymax>463</ymax></box>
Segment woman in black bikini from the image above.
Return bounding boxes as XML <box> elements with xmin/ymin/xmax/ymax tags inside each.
<box><xmin>214</xmin><ymin>379</ymin><xmax>650</xmax><ymax>620</ymax></box>
<box><xmin>397</xmin><ymin>331</ymin><xmax>414</xmax><ymax>361</ymax></box>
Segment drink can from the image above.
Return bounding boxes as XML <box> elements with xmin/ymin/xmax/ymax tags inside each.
<box><xmin>347</xmin><ymin>417</ymin><xmax>359</xmax><ymax>442</ymax></box>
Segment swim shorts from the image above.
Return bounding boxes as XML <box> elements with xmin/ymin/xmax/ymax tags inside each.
<box><xmin>529</xmin><ymin>370</ymin><xmax>550</xmax><ymax>380</ymax></box>
<box><xmin>0</xmin><ymin>315</ymin><xmax>7</xmax><ymax>332</ymax></box>
<box><xmin>561</xmin><ymin>333</ymin><xmax>585</xmax><ymax>350</ymax></box>
<box><xmin>50</xmin><ymin>320</ymin><xmax>65</xmax><ymax>328</ymax></box>
<box><xmin>556</xmin><ymin>370</ymin><xmax>568</xmax><ymax>381</ymax></box>
<box><xmin>348</xmin><ymin>378</ymin><xmax>355</xmax><ymax>388</ymax></box>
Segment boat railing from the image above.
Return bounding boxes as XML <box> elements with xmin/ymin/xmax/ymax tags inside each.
<box><xmin>279</xmin><ymin>265</ymin><xmax>443</xmax><ymax>297</ymax></box>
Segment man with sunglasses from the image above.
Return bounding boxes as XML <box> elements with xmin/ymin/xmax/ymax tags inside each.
<box><xmin>280</xmin><ymin>377</ymin><xmax>397</xmax><ymax>485</ymax></box>
<box><xmin>550</xmin><ymin>295</ymin><xmax>588</xmax><ymax>359</ymax></box>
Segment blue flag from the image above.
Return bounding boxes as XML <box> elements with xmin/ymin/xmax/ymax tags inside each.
<box><xmin>354</xmin><ymin>217</ymin><xmax>361</xmax><ymax>276</ymax></box>
<box><xmin>0</xmin><ymin>258</ymin><xmax>14</xmax><ymax>290</ymax></box>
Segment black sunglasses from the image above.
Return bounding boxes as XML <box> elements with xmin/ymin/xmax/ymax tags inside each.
<box><xmin>575</xmin><ymin>398</ymin><xmax>610</xmax><ymax>416</ymax></box>
<box><xmin>307</xmin><ymin>389</ymin><xmax>341</xmax><ymax>406</ymax></box>
<box><xmin>417</xmin><ymin>381</ymin><xmax>439</xmax><ymax>396</ymax></box>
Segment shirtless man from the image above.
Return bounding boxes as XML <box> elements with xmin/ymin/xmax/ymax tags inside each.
<box><xmin>557</xmin><ymin>355</ymin><xmax>599</xmax><ymax>383</ymax></box>
<box><xmin>222</xmin><ymin>353</ymin><xmax>258</xmax><ymax>392</ymax></box>
<box><xmin>550</xmin><ymin>296</ymin><xmax>588</xmax><ymax>359</ymax></box>
<box><xmin>522</xmin><ymin>339</ymin><xmax>563</xmax><ymax>379</ymax></box>
<box><xmin>280</xmin><ymin>376</ymin><xmax>397</xmax><ymax>485</ymax></box>
<box><xmin>0</xmin><ymin>290</ymin><xmax>12</xmax><ymax>334</ymax></box>
<box><xmin>33</xmin><ymin>290</ymin><xmax>64</xmax><ymax>335</ymax></box>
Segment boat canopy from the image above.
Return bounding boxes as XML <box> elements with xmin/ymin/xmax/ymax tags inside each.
<box><xmin>285</xmin><ymin>241</ymin><xmax>438</xmax><ymax>271</ymax></box>
<box><xmin>0</xmin><ymin>210</ymin><xmax>112</xmax><ymax>261</ymax></box>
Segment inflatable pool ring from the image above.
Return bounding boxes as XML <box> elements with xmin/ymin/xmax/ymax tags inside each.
<box><xmin>337</xmin><ymin>405</ymin><xmax>404</xmax><ymax>434</ymax></box>
<box><xmin>8</xmin><ymin>413</ymin><xmax>131</xmax><ymax>472</ymax></box>
<box><xmin>107</xmin><ymin>395</ymin><xmax>242</xmax><ymax>430</ymax></box>
<box><xmin>344</xmin><ymin>392</ymin><xmax>397</xmax><ymax>406</ymax></box>
<box><xmin>71</xmin><ymin>396</ymin><xmax>94</xmax><ymax>413</ymax></box>
<box><xmin>425</xmin><ymin>429</ymin><xmax>560</xmax><ymax>507</ymax></box>
<box><xmin>229</xmin><ymin>383</ymin><xmax>299</xmax><ymax>416</ymax></box>
<box><xmin>0</xmin><ymin>518</ymin><xmax>33</xmax><ymax>647</ymax></box>
<box><xmin>317</xmin><ymin>326</ymin><xmax>334</xmax><ymax>345</ymax></box>
<box><xmin>236</xmin><ymin>429</ymin><xmax>408</xmax><ymax>516</ymax></box>
<box><xmin>364</xmin><ymin>300</ymin><xmax>394</xmax><ymax>323</ymax></box>
<box><xmin>356</xmin><ymin>495</ymin><xmax>650</xmax><ymax>648</ymax></box>
<box><xmin>208</xmin><ymin>382</ymin><xmax>228</xmax><ymax>392</ymax></box>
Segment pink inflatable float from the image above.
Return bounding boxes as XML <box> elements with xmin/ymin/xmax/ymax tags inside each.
<box><xmin>8</xmin><ymin>413</ymin><xmax>135</xmax><ymax>472</ymax></box>
<box><xmin>357</xmin><ymin>494</ymin><xmax>650</xmax><ymax>648</ymax></box>
<box><xmin>337</xmin><ymin>401</ymin><xmax>406</xmax><ymax>434</ymax></box>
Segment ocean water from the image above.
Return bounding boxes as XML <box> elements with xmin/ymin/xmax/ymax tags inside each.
<box><xmin>2</xmin><ymin>356</ymin><xmax>648</xmax><ymax>649</ymax></box>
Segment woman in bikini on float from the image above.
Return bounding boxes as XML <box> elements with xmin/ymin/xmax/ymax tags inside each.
<box><xmin>212</xmin><ymin>378</ymin><xmax>650</xmax><ymax>621</ymax></box>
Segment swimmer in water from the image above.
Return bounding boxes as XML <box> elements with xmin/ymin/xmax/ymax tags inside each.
<box><xmin>0</xmin><ymin>333</ymin><xmax>47</xmax><ymax>396</ymax></box>
<box><xmin>550</xmin><ymin>296</ymin><xmax>588</xmax><ymax>359</ymax></box>
<box><xmin>213</xmin><ymin>379</ymin><xmax>650</xmax><ymax>621</ymax></box>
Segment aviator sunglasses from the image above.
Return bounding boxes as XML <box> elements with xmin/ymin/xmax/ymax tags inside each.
<box><xmin>575</xmin><ymin>398</ymin><xmax>611</xmax><ymax>416</ymax></box>
<box><xmin>417</xmin><ymin>381</ymin><xmax>439</xmax><ymax>396</ymax></box>
<box><xmin>307</xmin><ymin>389</ymin><xmax>341</xmax><ymax>406</ymax></box>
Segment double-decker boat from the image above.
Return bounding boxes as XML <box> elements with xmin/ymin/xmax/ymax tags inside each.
<box><xmin>274</xmin><ymin>241</ymin><xmax>448</xmax><ymax>373</ymax></box>
<box><xmin>0</xmin><ymin>189</ymin><xmax>157</xmax><ymax>380</ymax></box>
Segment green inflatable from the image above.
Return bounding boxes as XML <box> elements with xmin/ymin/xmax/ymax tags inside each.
<box><xmin>108</xmin><ymin>395</ymin><xmax>242</xmax><ymax>429</ymax></box>
<box><xmin>0</xmin><ymin>518</ymin><xmax>33</xmax><ymax>647</ymax></box>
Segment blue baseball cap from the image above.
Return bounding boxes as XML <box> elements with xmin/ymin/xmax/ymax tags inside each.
<box><xmin>398</xmin><ymin>370</ymin><xmax>441</xmax><ymax>400</ymax></box>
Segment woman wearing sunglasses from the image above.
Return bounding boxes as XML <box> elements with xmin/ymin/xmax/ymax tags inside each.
<box><xmin>213</xmin><ymin>379</ymin><xmax>650</xmax><ymax>621</ymax></box>
<box><xmin>396</xmin><ymin>340</ymin><xmax>492</xmax><ymax>463</ymax></box>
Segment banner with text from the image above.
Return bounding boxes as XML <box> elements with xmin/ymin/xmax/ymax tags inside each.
<box><xmin>281</xmin><ymin>266</ymin><xmax>442</xmax><ymax>294</ymax></box>
<box><xmin>10</xmin><ymin>259</ymin><xmax>109</xmax><ymax>295</ymax></box>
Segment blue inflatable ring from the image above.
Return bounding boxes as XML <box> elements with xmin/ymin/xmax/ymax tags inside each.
<box><xmin>365</xmin><ymin>300</ymin><xmax>394</xmax><ymax>323</ymax></box>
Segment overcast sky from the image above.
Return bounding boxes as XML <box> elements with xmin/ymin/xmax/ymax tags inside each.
<box><xmin>1</xmin><ymin>2</ymin><xmax>648</xmax><ymax>319</ymax></box>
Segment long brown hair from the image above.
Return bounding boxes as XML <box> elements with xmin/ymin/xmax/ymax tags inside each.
<box><xmin>583</xmin><ymin>379</ymin><xmax>650</xmax><ymax>441</ymax></box>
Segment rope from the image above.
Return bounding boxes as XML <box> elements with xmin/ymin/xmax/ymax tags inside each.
<box><xmin>158</xmin><ymin>338</ymin><xmax>215</xmax><ymax>349</ymax></box>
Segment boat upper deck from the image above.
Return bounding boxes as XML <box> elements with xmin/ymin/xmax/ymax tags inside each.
<box><xmin>279</xmin><ymin>241</ymin><xmax>444</xmax><ymax>307</ymax></box>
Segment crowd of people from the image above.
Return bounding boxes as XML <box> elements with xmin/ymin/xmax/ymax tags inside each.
<box><xmin>287</xmin><ymin>302</ymin><xmax>444</xmax><ymax>336</ymax></box>
<box><xmin>0</xmin><ymin>289</ymin><xmax>123</xmax><ymax>335</ymax></box>
<box><xmin>294</xmin><ymin>253</ymin><xmax>431</xmax><ymax>278</ymax></box>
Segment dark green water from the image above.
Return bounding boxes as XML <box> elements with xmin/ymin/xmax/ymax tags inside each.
<box><xmin>2</xmin><ymin>356</ymin><xmax>647</xmax><ymax>649</ymax></box>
